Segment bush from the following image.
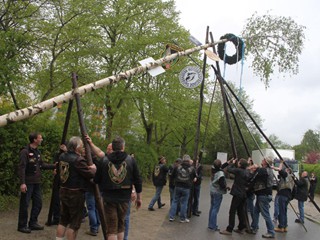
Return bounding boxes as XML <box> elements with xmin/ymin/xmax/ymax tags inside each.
<box><xmin>0</xmin><ymin>195</ymin><xmax>19</xmax><ymax>212</ymax></box>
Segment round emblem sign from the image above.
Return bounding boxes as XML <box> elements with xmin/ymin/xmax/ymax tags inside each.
<box><xmin>179</xmin><ymin>66</ymin><xmax>203</xmax><ymax>88</ymax></box>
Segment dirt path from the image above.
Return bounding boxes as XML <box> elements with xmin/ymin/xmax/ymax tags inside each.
<box><xmin>0</xmin><ymin>183</ymin><xmax>170</xmax><ymax>240</ymax></box>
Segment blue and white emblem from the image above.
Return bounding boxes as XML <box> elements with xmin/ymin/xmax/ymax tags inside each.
<box><xmin>179</xmin><ymin>66</ymin><xmax>203</xmax><ymax>88</ymax></box>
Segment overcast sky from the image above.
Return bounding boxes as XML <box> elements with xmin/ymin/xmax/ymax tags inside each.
<box><xmin>175</xmin><ymin>0</ymin><xmax>320</xmax><ymax>146</ymax></box>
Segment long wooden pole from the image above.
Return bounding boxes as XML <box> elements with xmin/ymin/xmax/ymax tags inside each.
<box><xmin>0</xmin><ymin>40</ymin><xmax>227</xmax><ymax>127</ymax></box>
<box><xmin>71</xmin><ymin>73</ymin><xmax>107</xmax><ymax>240</ymax></box>
<box><xmin>46</xmin><ymin>99</ymin><xmax>73</xmax><ymax>226</ymax></box>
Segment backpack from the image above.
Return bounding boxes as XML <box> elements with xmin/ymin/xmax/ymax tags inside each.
<box><xmin>176</xmin><ymin>165</ymin><xmax>192</xmax><ymax>184</ymax></box>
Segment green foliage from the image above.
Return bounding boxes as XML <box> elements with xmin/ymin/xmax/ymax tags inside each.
<box><xmin>1</xmin><ymin>3</ymin><xmax>308</xmax><ymax>195</ymax></box>
<box><xmin>302</xmin><ymin>163</ymin><xmax>320</xmax><ymax>194</ymax></box>
<box><xmin>0</xmin><ymin>194</ymin><xmax>19</xmax><ymax>212</ymax></box>
<box><xmin>265</xmin><ymin>134</ymin><xmax>292</xmax><ymax>149</ymax></box>
<box><xmin>204</xmin><ymin>82</ymin><xmax>263</xmax><ymax>162</ymax></box>
<box><xmin>294</xmin><ymin>129</ymin><xmax>320</xmax><ymax>161</ymax></box>
<box><xmin>0</xmin><ymin>121</ymin><xmax>30</xmax><ymax>196</ymax></box>
<box><xmin>242</xmin><ymin>12</ymin><xmax>305</xmax><ymax>87</ymax></box>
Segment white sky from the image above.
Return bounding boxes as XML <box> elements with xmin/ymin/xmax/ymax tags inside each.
<box><xmin>175</xmin><ymin>0</ymin><xmax>320</xmax><ymax>146</ymax></box>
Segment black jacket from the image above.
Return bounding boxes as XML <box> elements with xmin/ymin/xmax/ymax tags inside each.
<box><xmin>94</xmin><ymin>151</ymin><xmax>142</xmax><ymax>202</ymax></box>
<box><xmin>295</xmin><ymin>177</ymin><xmax>310</xmax><ymax>201</ymax></box>
<box><xmin>152</xmin><ymin>163</ymin><xmax>168</xmax><ymax>186</ymax></box>
<box><xmin>18</xmin><ymin>145</ymin><xmax>55</xmax><ymax>184</ymax></box>
<box><xmin>59</xmin><ymin>151</ymin><xmax>95</xmax><ymax>190</ymax></box>
<box><xmin>227</xmin><ymin>164</ymin><xmax>248</xmax><ymax>198</ymax></box>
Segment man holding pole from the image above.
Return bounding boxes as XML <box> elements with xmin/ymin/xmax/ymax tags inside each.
<box><xmin>55</xmin><ymin>136</ymin><xmax>96</xmax><ymax>240</ymax></box>
<box><xmin>94</xmin><ymin>136</ymin><xmax>142</xmax><ymax>240</ymax></box>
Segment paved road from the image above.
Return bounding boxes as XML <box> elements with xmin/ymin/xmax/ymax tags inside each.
<box><xmin>2</xmin><ymin>176</ymin><xmax>319</xmax><ymax>239</ymax></box>
<box><xmin>155</xmin><ymin>177</ymin><xmax>320</xmax><ymax>240</ymax></box>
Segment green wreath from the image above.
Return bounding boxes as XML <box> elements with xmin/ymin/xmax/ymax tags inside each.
<box><xmin>217</xmin><ymin>33</ymin><xmax>244</xmax><ymax>65</ymax></box>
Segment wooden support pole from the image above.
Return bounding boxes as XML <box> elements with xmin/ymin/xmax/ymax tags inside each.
<box><xmin>46</xmin><ymin>99</ymin><xmax>73</xmax><ymax>226</ymax></box>
<box><xmin>71</xmin><ymin>73</ymin><xmax>107</xmax><ymax>240</ymax></box>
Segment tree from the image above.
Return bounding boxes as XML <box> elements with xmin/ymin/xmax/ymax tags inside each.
<box><xmin>87</xmin><ymin>0</ymin><xmax>191</xmax><ymax>142</ymax></box>
<box><xmin>242</xmin><ymin>12</ymin><xmax>305</xmax><ymax>87</ymax></box>
<box><xmin>301</xmin><ymin>129</ymin><xmax>320</xmax><ymax>151</ymax></box>
<box><xmin>0</xmin><ymin>0</ymin><xmax>42</xmax><ymax>109</ymax></box>
<box><xmin>294</xmin><ymin>129</ymin><xmax>320</xmax><ymax>162</ymax></box>
<box><xmin>264</xmin><ymin>134</ymin><xmax>292</xmax><ymax>149</ymax></box>
<box><xmin>205</xmin><ymin>83</ymin><xmax>263</xmax><ymax>161</ymax></box>
<box><xmin>304</xmin><ymin>151</ymin><xmax>320</xmax><ymax>164</ymax></box>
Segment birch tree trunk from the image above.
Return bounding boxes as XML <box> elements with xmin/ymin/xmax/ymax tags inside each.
<box><xmin>0</xmin><ymin>41</ymin><xmax>225</xmax><ymax>127</ymax></box>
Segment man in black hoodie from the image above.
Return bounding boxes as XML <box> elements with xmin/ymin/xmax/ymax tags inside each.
<box><xmin>294</xmin><ymin>171</ymin><xmax>310</xmax><ymax>224</ymax></box>
<box><xmin>94</xmin><ymin>136</ymin><xmax>142</xmax><ymax>240</ymax></box>
<box><xmin>220</xmin><ymin>158</ymin><xmax>249</xmax><ymax>235</ymax></box>
<box><xmin>148</xmin><ymin>156</ymin><xmax>168</xmax><ymax>211</ymax></box>
<box><xmin>168</xmin><ymin>154</ymin><xmax>197</xmax><ymax>223</ymax></box>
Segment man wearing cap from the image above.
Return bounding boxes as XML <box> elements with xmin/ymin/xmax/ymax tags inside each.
<box><xmin>148</xmin><ymin>156</ymin><xmax>168</xmax><ymax>211</ymax></box>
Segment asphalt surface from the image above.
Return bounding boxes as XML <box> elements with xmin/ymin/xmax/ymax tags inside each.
<box><xmin>2</xmin><ymin>176</ymin><xmax>319</xmax><ymax>239</ymax></box>
<box><xmin>155</xmin><ymin>177</ymin><xmax>320</xmax><ymax>240</ymax></box>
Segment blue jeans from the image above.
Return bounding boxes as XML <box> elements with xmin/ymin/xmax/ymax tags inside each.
<box><xmin>192</xmin><ymin>184</ymin><xmax>201</xmax><ymax>213</ymax></box>
<box><xmin>169</xmin><ymin>187</ymin><xmax>190</xmax><ymax>220</ymax></box>
<box><xmin>148</xmin><ymin>185</ymin><xmax>164</xmax><ymax>208</ymax></box>
<box><xmin>273</xmin><ymin>194</ymin><xmax>279</xmax><ymax>220</ymax></box>
<box><xmin>298</xmin><ymin>200</ymin><xmax>304</xmax><ymax>222</ymax></box>
<box><xmin>18</xmin><ymin>183</ymin><xmax>42</xmax><ymax>228</ymax></box>
<box><xmin>278</xmin><ymin>195</ymin><xmax>289</xmax><ymax>228</ymax></box>
<box><xmin>251</xmin><ymin>195</ymin><xmax>274</xmax><ymax>235</ymax></box>
<box><xmin>208</xmin><ymin>192</ymin><xmax>223</xmax><ymax>230</ymax></box>
<box><xmin>169</xmin><ymin>186</ymin><xmax>174</xmax><ymax>206</ymax></box>
<box><xmin>124</xmin><ymin>201</ymin><xmax>131</xmax><ymax>240</ymax></box>
<box><xmin>85</xmin><ymin>191</ymin><xmax>100</xmax><ymax>233</ymax></box>
<box><xmin>247</xmin><ymin>193</ymin><xmax>255</xmax><ymax>220</ymax></box>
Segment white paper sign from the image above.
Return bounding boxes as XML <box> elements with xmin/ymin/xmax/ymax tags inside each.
<box><xmin>139</xmin><ymin>57</ymin><xmax>165</xmax><ymax>77</ymax></box>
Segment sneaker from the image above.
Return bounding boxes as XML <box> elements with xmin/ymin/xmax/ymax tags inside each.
<box><xmin>220</xmin><ymin>230</ymin><xmax>232</xmax><ymax>235</ymax></box>
<box><xmin>208</xmin><ymin>227</ymin><xmax>220</xmax><ymax>231</ymax></box>
<box><xmin>180</xmin><ymin>218</ymin><xmax>190</xmax><ymax>223</ymax></box>
<box><xmin>246</xmin><ymin>229</ymin><xmax>257</xmax><ymax>234</ymax></box>
<box><xmin>17</xmin><ymin>227</ymin><xmax>31</xmax><ymax>234</ymax></box>
<box><xmin>234</xmin><ymin>229</ymin><xmax>245</xmax><ymax>234</ymax></box>
<box><xmin>86</xmin><ymin>230</ymin><xmax>98</xmax><ymax>236</ymax></box>
<box><xmin>148</xmin><ymin>207</ymin><xmax>155</xmax><ymax>211</ymax></box>
<box><xmin>169</xmin><ymin>218</ymin><xmax>174</xmax><ymax>222</ymax></box>
<box><xmin>274</xmin><ymin>227</ymin><xmax>285</xmax><ymax>233</ymax></box>
<box><xmin>262</xmin><ymin>233</ymin><xmax>275</xmax><ymax>238</ymax></box>
<box><xmin>29</xmin><ymin>223</ymin><xmax>44</xmax><ymax>230</ymax></box>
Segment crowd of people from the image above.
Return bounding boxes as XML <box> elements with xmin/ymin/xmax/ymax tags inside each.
<box><xmin>147</xmin><ymin>153</ymin><xmax>317</xmax><ymax>239</ymax></box>
<box><xmin>17</xmin><ymin>132</ymin><xmax>142</xmax><ymax>240</ymax></box>
<box><xmin>17</xmin><ymin>132</ymin><xmax>318</xmax><ymax>239</ymax></box>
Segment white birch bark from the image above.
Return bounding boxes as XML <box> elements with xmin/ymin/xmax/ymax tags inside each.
<box><xmin>0</xmin><ymin>40</ymin><xmax>226</xmax><ymax>127</ymax></box>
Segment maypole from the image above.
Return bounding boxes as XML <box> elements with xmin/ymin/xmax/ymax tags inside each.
<box><xmin>0</xmin><ymin>40</ymin><xmax>227</xmax><ymax>127</ymax></box>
